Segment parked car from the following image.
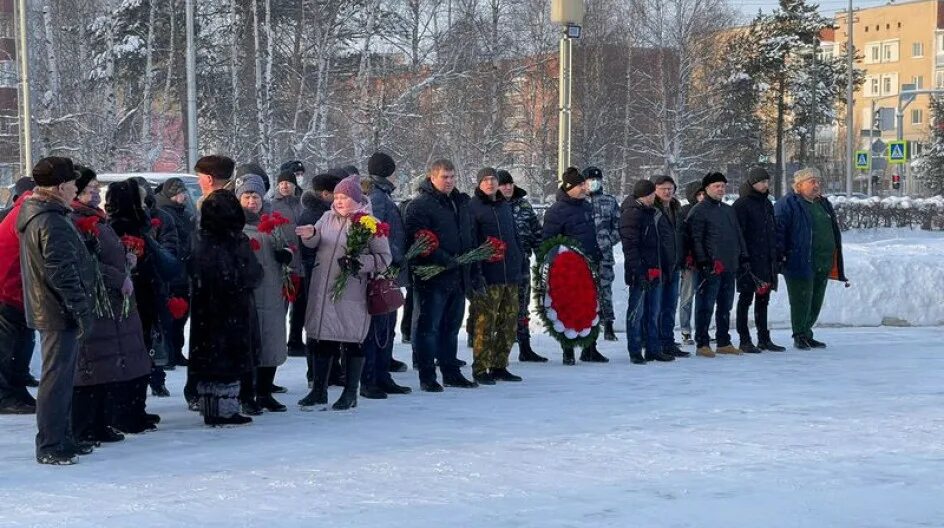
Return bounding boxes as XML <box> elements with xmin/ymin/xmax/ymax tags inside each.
<box><xmin>98</xmin><ymin>172</ymin><xmax>202</xmax><ymax>216</ymax></box>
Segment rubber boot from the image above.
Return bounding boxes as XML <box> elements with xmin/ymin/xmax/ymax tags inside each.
<box><xmin>333</xmin><ymin>356</ymin><xmax>364</xmax><ymax>411</ymax></box>
<box><xmin>518</xmin><ymin>333</ymin><xmax>548</xmax><ymax>363</ymax></box>
<box><xmin>603</xmin><ymin>321</ymin><xmax>618</xmax><ymax>341</ymax></box>
<box><xmin>298</xmin><ymin>353</ymin><xmax>332</xmax><ymax>408</ymax></box>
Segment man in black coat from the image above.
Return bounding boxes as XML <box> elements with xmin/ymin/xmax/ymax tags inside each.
<box><xmin>17</xmin><ymin>157</ymin><xmax>97</xmax><ymax>465</ymax></box>
<box><xmin>687</xmin><ymin>172</ymin><xmax>748</xmax><ymax>358</ymax></box>
<box><xmin>468</xmin><ymin>168</ymin><xmax>526</xmax><ymax>385</ymax></box>
<box><xmin>156</xmin><ymin>178</ymin><xmax>196</xmax><ymax>369</ymax></box>
<box><xmin>733</xmin><ymin>167</ymin><xmax>786</xmax><ymax>353</ymax></box>
<box><xmin>541</xmin><ymin>167</ymin><xmax>606</xmax><ymax>365</ymax></box>
<box><xmin>652</xmin><ymin>175</ymin><xmax>689</xmax><ymax>358</ymax></box>
<box><xmin>403</xmin><ymin>159</ymin><xmax>483</xmax><ymax>391</ymax></box>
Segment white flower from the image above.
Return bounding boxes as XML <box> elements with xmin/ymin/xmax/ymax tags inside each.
<box><xmin>547</xmin><ymin>308</ymin><xmax>558</xmax><ymax>321</ymax></box>
<box><xmin>553</xmin><ymin>321</ymin><xmax>565</xmax><ymax>333</ymax></box>
<box><xmin>579</xmin><ymin>328</ymin><xmax>591</xmax><ymax>337</ymax></box>
<box><xmin>564</xmin><ymin>329</ymin><xmax>578</xmax><ymax>339</ymax></box>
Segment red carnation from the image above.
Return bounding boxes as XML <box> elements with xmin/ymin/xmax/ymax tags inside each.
<box><xmin>282</xmin><ymin>273</ymin><xmax>302</xmax><ymax>302</ymax></box>
<box><xmin>167</xmin><ymin>297</ymin><xmax>189</xmax><ymax>319</ymax></box>
<box><xmin>258</xmin><ymin>214</ymin><xmax>275</xmax><ymax>235</ymax></box>
<box><xmin>756</xmin><ymin>282</ymin><xmax>771</xmax><ymax>296</ymax></box>
<box><xmin>416</xmin><ymin>229</ymin><xmax>440</xmax><ymax>257</ymax></box>
<box><xmin>350</xmin><ymin>212</ymin><xmax>366</xmax><ymax>225</ymax></box>
<box><xmin>547</xmin><ymin>251</ymin><xmax>598</xmax><ymax>331</ymax></box>
<box><xmin>376</xmin><ymin>221</ymin><xmax>390</xmax><ymax>238</ymax></box>
<box><xmin>75</xmin><ymin>216</ymin><xmax>101</xmax><ymax>237</ymax></box>
<box><xmin>713</xmin><ymin>259</ymin><xmax>725</xmax><ymax>275</ymax></box>
<box><xmin>249</xmin><ymin>238</ymin><xmax>261</xmax><ymax>251</ymax></box>
<box><xmin>150</xmin><ymin>218</ymin><xmax>162</xmax><ymax>229</ymax></box>
<box><xmin>647</xmin><ymin>268</ymin><xmax>662</xmax><ymax>281</ymax></box>
<box><xmin>120</xmin><ymin>235</ymin><xmax>145</xmax><ymax>257</ymax></box>
<box><xmin>486</xmin><ymin>236</ymin><xmax>507</xmax><ymax>263</ymax></box>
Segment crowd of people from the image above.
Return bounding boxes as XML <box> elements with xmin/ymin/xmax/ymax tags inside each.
<box><xmin>0</xmin><ymin>152</ymin><xmax>848</xmax><ymax>466</ymax></box>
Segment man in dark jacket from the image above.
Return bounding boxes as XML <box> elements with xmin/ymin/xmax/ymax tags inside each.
<box><xmin>498</xmin><ymin>170</ymin><xmax>547</xmax><ymax>363</ymax></box>
<box><xmin>620</xmin><ymin>180</ymin><xmax>674</xmax><ymax>364</ymax></box>
<box><xmin>542</xmin><ymin>167</ymin><xmax>606</xmax><ymax>365</ymax></box>
<box><xmin>774</xmin><ymin>167</ymin><xmax>848</xmax><ymax>350</ymax></box>
<box><xmin>687</xmin><ymin>172</ymin><xmax>748</xmax><ymax>358</ymax></box>
<box><xmin>17</xmin><ymin>157</ymin><xmax>97</xmax><ymax>465</ymax></box>
<box><xmin>0</xmin><ymin>178</ymin><xmax>36</xmax><ymax>223</ymax></box>
<box><xmin>404</xmin><ymin>159</ymin><xmax>482</xmax><ymax>391</ymax></box>
<box><xmin>733</xmin><ymin>167</ymin><xmax>785</xmax><ymax>353</ymax></box>
<box><xmin>468</xmin><ymin>168</ymin><xmax>525</xmax><ymax>385</ymax></box>
<box><xmin>358</xmin><ymin>152</ymin><xmax>412</xmax><ymax>399</ymax></box>
<box><xmin>156</xmin><ymin>178</ymin><xmax>196</xmax><ymax>369</ymax></box>
<box><xmin>653</xmin><ymin>175</ymin><xmax>689</xmax><ymax>358</ymax></box>
<box><xmin>585</xmin><ymin>166</ymin><xmax>621</xmax><ymax>341</ymax></box>
<box><xmin>678</xmin><ymin>180</ymin><xmax>704</xmax><ymax>345</ymax></box>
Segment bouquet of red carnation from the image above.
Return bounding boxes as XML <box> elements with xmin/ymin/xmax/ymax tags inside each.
<box><xmin>119</xmin><ymin>235</ymin><xmax>145</xmax><ymax>318</ymax></box>
<box><xmin>331</xmin><ymin>212</ymin><xmax>388</xmax><ymax>302</ymax></box>
<box><xmin>167</xmin><ymin>297</ymin><xmax>189</xmax><ymax>319</ymax></box>
<box><xmin>258</xmin><ymin>212</ymin><xmax>300</xmax><ymax>303</ymax></box>
<box><xmin>75</xmin><ymin>215</ymin><xmax>114</xmax><ymax>318</ymax></box>
<box><xmin>378</xmin><ymin>228</ymin><xmax>439</xmax><ymax>280</ymax></box>
<box><xmin>150</xmin><ymin>218</ymin><xmax>162</xmax><ymax>230</ymax></box>
<box><xmin>414</xmin><ymin>235</ymin><xmax>506</xmax><ymax>281</ymax></box>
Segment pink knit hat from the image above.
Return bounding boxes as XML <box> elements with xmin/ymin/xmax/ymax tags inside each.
<box><xmin>333</xmin><ymin>175</ymin><xmax>364</xmax><ymax>203</ymax></box>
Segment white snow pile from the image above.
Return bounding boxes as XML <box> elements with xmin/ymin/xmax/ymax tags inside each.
<box><xmin>606</xmin><ymin>228</ymin><xmax>944</xmax><ymax>330</ymax></box>
<box><xmin>831</xmin><ymin>194</ymin><xmax>944</xmax><ymax>211</ymax></box>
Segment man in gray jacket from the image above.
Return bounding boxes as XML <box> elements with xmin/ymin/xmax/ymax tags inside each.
<box><xmin>17</xmin><ymin>157</ymin><xmax>97</xmax><ymax>465</ymax></box>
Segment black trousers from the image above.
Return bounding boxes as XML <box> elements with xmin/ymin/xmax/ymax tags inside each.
<box><xmin>72</xmin><ymin>382</ymin><xmax>124</xmax><ymax>440</ymax></box>
<box><xmin>288</xmin><ymin>274</ymin><xmax>309</xmax><ymax>346</ymax></box>
<box><xmin>736</xmin><ymin>289</ymin><xmax>771</xmax><ymax>343</ymax></box>
<box><xmin>35</xmin><ymin>328</ymin><xmax>79</xmax><ymax>456</ymax></box>
<box><xmin>0</xmin><ymin>304</ymin><xmax>35</xmax><ymax>403</ymax></box>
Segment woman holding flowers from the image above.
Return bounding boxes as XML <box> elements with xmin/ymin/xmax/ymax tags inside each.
<box><xmin>236</xmin><ymin>175</ymin><xmax>296</xmax><ymax>413</ymax></box>
<box><xmin>294</xmin><ymin>175</ymin><xmax>391</xmax><ymax>411</ymax></box>
<box><xmin>69</xmin><ymin>167</ymin><xmax>152</xmax><ymax>444</ymax></box>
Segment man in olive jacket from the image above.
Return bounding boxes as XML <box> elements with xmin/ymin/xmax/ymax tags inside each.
<box><xmin>17</xmin><ymin>157</ymin><xmax>97</xmax><ymax>465</ymax></box>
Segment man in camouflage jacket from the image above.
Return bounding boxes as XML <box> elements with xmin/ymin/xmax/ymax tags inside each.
<box><xmin>584</xmin><ymin>167</ymin><xmax>621</xmax><ymax>341</ymax></box>
<box><xmin>497</xmin><ymin>170</ymin><xmax>547</xmax><ymax>362</ymax></box>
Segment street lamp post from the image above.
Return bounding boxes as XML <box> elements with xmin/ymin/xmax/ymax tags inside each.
<box><xmin>551</xmin><ymin>0</ymin><xmax>585</xmax><ymax>182</ymax></box>
<box><xmin>15</xmin><ymin>0</ymin><xmax>32</xmax><ymax>174</ymax></box>
<box><xmin>185</xmin><ymin>0</ymin><xmax>199</xmax><ymax>170</ymax></box>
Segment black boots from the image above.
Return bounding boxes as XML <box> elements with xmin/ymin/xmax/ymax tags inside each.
<box><xmin>807</xmin><ymin>337</ymin><xmax>827</xmax><ymax>348</ymax></box>
<box><xmin>518</xmin><ymin>334</ymin><xmax>548</xmax><ymax>363</ymax></box>
<box><xmin>580</xmin><ymin>344</ymin><xmax>609</xmax><ymax>363</ymax></box>
<box><xmin>473</xmin><ymin>371</ymin><xmax>496</xmax><ymax>385</ymax></box>
<box><xmin>603</xmin><ymin>321</ymin><xmax>618</xmax><ymax>341</ymax></box>
<box><xmin>333</xmin><ymin>356</ymin><xmax>364</xmax><ymax>411</ymax></box>
<box><xmin>757</xmin><ymin>339</ymin><xmax>786</xmax><ymax>352</ymax></box>
<box><xmin>298</xmin><ymin>353</ymin><xmax>333</xmax><ymax>409</ymax></box>
<box><xmin>646</xmin><ymin>350</ymin><xmax>676</xmax><ymax>362</ymax></box>
<box><xmin>562</xmin><ymin>348</ymin><xmax>576</xmax><ymax>366</ymax></box>
<box><xmin>490</xmin><ymin>368</ymin><xmax>522</xmax><ymax>382</ymax></box>
<box><xmin>256</xmin><ymin>367</ymin><xmax>287</xmax><ymax>412</ymax></box>
<box><xmin>793</xmin><ymin>336</ymin><xmax>811</xmax><ymax>350</ymax></box>
<box><xmin>738</xmin><ymin>340</ymin><xmax>762</xmax><ymax>354</ymax></box>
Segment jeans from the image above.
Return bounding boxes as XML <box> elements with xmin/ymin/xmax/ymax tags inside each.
<box><xmin>362</xmin><ymin>311</ymin><xmax>396</xmax><ymax>387</ymax></box>
<box><xmin>694</xmin><ymin>271</ymin><xmax>736</xmax><ymax>348</ymax></box>
<box><xmin>678</xmin><ymin>269</ymin><xmax>696</xmax><ymax>334</ymax></box>
<box><xmin>658</xmin><ymin>270</ymin><xmax>680</xmax><ymax>350</ymax></box>
<box><xmin>736</xmin><ymin>289</ymin><xmax>771</xmax><ymax>344</ymax></box>
<box><xmin>0</xmin><ymin>304</ymin><xmax>35</xmax><ymax>403</ymax></box>
<box><xmin>626</xmin><ymin>283</ymin><xmax>662</xmax><ymax>358</ymax></box>
<box><xmin>36</xmin><ymin>328</ymin><xmax>80</xmax><ymax>457</ymax></box>
<box><xmin>412</xmin><ymin>287</ymin><xmax>465</xmax><ymax>384</ymax></box>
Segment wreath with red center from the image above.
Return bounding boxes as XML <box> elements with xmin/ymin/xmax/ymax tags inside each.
<box><xmin>532</xmin><ymin>235</ymin><xmax>600</xmax><ymax>347</ymax></box>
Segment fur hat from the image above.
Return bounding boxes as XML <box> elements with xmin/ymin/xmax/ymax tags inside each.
<box><xmin>32</xmin><ymin>157</ymin><xmax>78</xmax><ymax>187</ymax></box>
<box><xmin>702</xmin><ymin>171</ymin><xmax>727</xmax><ymax>188</ymax></box>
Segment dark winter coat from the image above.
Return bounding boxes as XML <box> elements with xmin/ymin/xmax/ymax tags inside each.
<box><xmin>298</xmin><ymin>190</ymin><xmax>331</xmax><ymax>274</ymax></box>
<box><xmin>619</xmin><ymin>198</ymin><xmax>661</xmax><ymax>286</ymax></box>
<box><xmin>678</xmin><ymin>181</ymin><xmax>703</xmax><ymax>269</ymax></box>
<box><xmin>774</xmin><ymin>192</ymin><xmax>847</xmax><ymax>282</ymax></box>
<box><xmin>155</xmin><ymin>192</ymin><xmax>195</xmax><ymax>289</ymax></box>
<box><xmin>270</xmin><ymin>193</ymin><xmax>304</xmax><ymax>225</ymax></box>
<box><xmin>542</xmin><ymin>189</ymin><xmax>602</xmax><ymax>264</ymax></box>
<box><xmin>654</xmin><ymin>197</ymin><xmax>682</xmax><ymax>275</ymax></box>
<box><xmin>687</xmin><ymin>195</ymin><xmax>748</xmax><ymax>274</ymax></box>
<box><xmin>469</xmin><ymin>188</ymin><xmax>524</xmax><ymax>286</ymax></box>
<box><xmin>70</xmin><ymin>202</ymin><xmax>151</xmax><ymax>387</ymax></box>
<box><xmin>403</xmin><ymin>178</ymin><xmax>481</xmax><ymax>294</ymax></box>
<box><xmin>16</xmin><ymin>190</ymin><xmax>97</xmax><ymax>331</ymax></box>
<box><xmin>366</xmin><ymin>175</ymin><xmax>407</xmax><ymax>285</ymax></box>
<box><xmin>508</xmin><ymin>187</ymin><xmax>542</xmax><ymax>257</ymax></box>
<box><xmin>189</xmin><ymin>191</ymin><xmax>263</xmax><ymax>381</ymax></box>
<box><xmin>733</xmin><ymin>182</ymin><xmax>779</xmax><ymax>291</ymax></box>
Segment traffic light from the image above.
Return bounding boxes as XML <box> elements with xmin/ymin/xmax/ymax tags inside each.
<box><xmin>892</xmin><ymin>174</ymin><xmax>901</xmax><ymax>190</ymax></box>
<box><xmin>873</xmin><ymin>108</ymin><xmax>882</xmax><ymax>132</ymax></box>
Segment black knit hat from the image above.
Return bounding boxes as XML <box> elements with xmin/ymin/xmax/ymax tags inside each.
<box><xmin>74</xmin><ymin>165</ymin><xmax>97</xmax><ymax>195</ymax></box>
<box><xmin>368</xmin><ymin>152</ymin><xmax>397</xmax><ymax>179</ymax></box>
<box><xmin>496</xmin><ymin>170</ymin><xmax>513</xmax><ymax>185</ymax></box>
<box><xmin>560</xmin><ymin>167</ymin><xmax>586</xmax><ymax>192</ymax></box>
<box><xmin>747</xmin><ymin>166</ymin><xmax>770</xmax><ymax>185</ymax></box>
<box><xmin>477</xmin><ymin>167</ymin><xmax>498</xmax><ymax>184</ymax></box>
<box><xmin>160</xmin><ymin>177</ymin><xmax>188</xmax><ymax>199</ymax></box>
<box><xmin>279</xmin><ymin>160</ymin><xmax>305</xmax><ymax>175</ymax></box>
<box><xmin>702</xmin><ymin>171</ymin><xmax>727</xmax><ymax>188</ymax></box>
<box><xmin>342</xmin><ymin>165</ymin><xmax>360</xmax><ymax>176</ymax></box>
<box><xmin>311</xmin><ymin>172</ymin><xmax>342</xmax><ymax>192</ymax></box>
<box><xmin>583</xmin><ymin>166</ymin><xmax>603</xmax><ymax>180</ymax></box>
<box><xmin>277</xmin><ymin>168</ymin><xmax>298</xmax><ymax>187</ymax></box>
<box><xmin>633</xmin><ymin>179</ymin><xmax>656</xmax><ymax>198</ymax></box>
<box><xmin>32</xmin><ymin>157</ymin><xmax>78</xmax><ymax>187</ymax></box>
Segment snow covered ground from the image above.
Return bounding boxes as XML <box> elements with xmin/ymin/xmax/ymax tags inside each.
<box><xmin>2</xmin><ymin>327</ymin><xmax>944</xmax><ymax>527</ymax></box>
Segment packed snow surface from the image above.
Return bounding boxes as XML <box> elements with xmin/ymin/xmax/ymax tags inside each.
<box><xmin>2</xmin><ymin>327</ymin><xmax>943</xmax><ymax>527</ymax></box>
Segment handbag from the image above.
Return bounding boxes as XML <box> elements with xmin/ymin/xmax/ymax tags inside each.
<box><xmin>366</xmin><ymin>255</ymin><xmax>404</xmax><ymax>315</ymax></box>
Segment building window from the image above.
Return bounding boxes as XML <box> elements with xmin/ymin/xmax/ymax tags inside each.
<box><xmin>936</xmin><ymin>70</ymin><xmax>944</xmax><ymax>88</ymax></box>
<box><xmin>938</xmin><ymin>34</ymin><xmax>944</xmax><ymax>53</ymax></box>
<box><xmin>869</xmin><ymin>76</ymin><xmax>880</xmax><ymax>96</ymax></box>
<box><xmin>913</xmin><ymin>75</ymin><xmax>925</xmax><ymax>89</ymax></box>
<box><xmin>912</xmin><ymin>109</ymin><xmax>924</xmax><ymax>125</ymax></box>
<box><xmin>866</xmin><ymin>43</ymin><xmax>881</xmax><ymax>64</ymax></box>
<box><xmin>882</xmin><ymin>41</ymin><xmax>899</xmax><ymax>62</ymax></box>
<box><xmin>913</xmin><ymin>42</ymin><xmax>925</xmax><ymax>57</ymax></box>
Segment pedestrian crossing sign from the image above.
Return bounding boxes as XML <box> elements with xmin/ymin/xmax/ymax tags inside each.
<box><xmin>854</xmin><ymin>151</ymin><xmax>870</xmax><ymax>170</ymax></box>
<box><xmin>888</xmin><ymin>141</ymin><xmax>908</xmax><ymax>164</ymax></box>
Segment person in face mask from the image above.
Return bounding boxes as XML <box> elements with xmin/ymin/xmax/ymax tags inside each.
<box><xmin>583</xmin><ymin>167</ymin><xmax>621</xmax><ymax>342</ymax></box>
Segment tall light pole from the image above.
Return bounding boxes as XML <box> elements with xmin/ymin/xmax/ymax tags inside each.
<box><xmin>845</xmin><ymin>0</ymin><xmax>854</xmax><ymax>195</ymax></box>
<box><xmin>551</xmin><ymin>0</ymin><xmax>585</xmax><ymax>182</ymax></box>
<box><xmin>185</xmin><ymin>0</ymin><xmax>199</xmax><ymax>170</ymax></box>
<box><xmin>15</xmin><ymin>0</ymin><xmax>32</xmax><ymax>173</ymax></box>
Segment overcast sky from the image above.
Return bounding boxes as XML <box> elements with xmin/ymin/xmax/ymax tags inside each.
<box><xmin>734</xmin><ymin>0</ymin><xmax>899</xmax><ymax>23</ymax></box>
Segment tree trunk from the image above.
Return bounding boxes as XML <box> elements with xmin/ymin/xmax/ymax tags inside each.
<box><xmin>140</xmin><ymin>0</ymin><xmax>159</xmax><ymax>168</ymax></box>
<box><xmin>775</xmin><ymin>74</ymin><xmax>786</xmax><ymax>198</ymax></box>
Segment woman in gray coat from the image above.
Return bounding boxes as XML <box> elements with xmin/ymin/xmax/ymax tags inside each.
<box><xmin>295</xmin><ymin>175</ymin><xmax>392</xmax><ymax>411</ymax></box>
<box><xmin>237</xmin><ymin>175</ymin><xmax>295</xmax><ymax>413</ymax></box>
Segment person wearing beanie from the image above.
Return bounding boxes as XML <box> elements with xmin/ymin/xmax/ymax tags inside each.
<box><xmin>732</xmin><ymin>167</ymin><xmax>784</xmax><ymax>354</ymax></box>
<box><xmin>677</xmin><ymin>180</ymin><xmax>705</xmax><ymax>345</ymax></box>
<box><xmin>619</xmin><ymin>180</ymin><xmax>674</xmax><ymax>364</ymax></box>
<box><xmin>279</xmin><ymin>160</ymin><xmax>306</xmax><ymax>189</ymax></box>
<box><xmin>775</xmin><ymin>167</ymin><xmax>847</xmax><ymax>350</ymax></box>
<box><xmin>295</xmin><ymin>174</ymin><xmax>392</xmax><ymax>411</ymax></box>
<box><xmin>358</xmin><ymin>152</ymin><xmax>411</xmax><ymax>399</ymax></box>
<box><xmin>402</xmin><ymin>158</ymin><xmax>483</xmax><ymax>391</ymax></box>
<box><xmin>651</xmin><ymin>175</ymin><xmax>689</xmax><ymax>359</ymax></box>
<box><xmin>16</xmin><ymin>156</ymin><xmax>98</xmax><ymax>463</ymax></box>
<box><xmin>269</xmin><ymin>169</ymin><xmax>305</xmax><ymax>363</ymax></box>
<box><xmin>541</xmin><ymin>166</ymin><xmax>606</xmax><ymax>365</ymax></box>
<box><xmin>342</xmin><ymin>165</ymin><xmax>360</xmax><ymax>176</ymax></box>
<box><xmin>495</xmin><ymin>170</ymin><xmax>547</xmax><ymax>363</ymax></box>
<box><xmin>686</xmin><ymin>171</ymin><xmax>748</xmax><ymax>358</ymax></box>
<box><xmin>235</xmin><ymin>163</ymin><xmax>271</xmax><ymax>194</ymax></box>
<box><xmin>584</xmin><ymin>166</ymin><xmax>621</xmax><ymax>342</ymax></box>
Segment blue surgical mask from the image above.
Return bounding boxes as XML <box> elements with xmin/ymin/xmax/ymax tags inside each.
<box><xmin>588</xmin><ymin>179</ymin><xmax>602</xmax><ymax>193</ymax></box>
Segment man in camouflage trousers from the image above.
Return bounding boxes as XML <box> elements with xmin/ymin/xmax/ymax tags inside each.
<box><xmin>497</xmin><ymin>170</ymin><xmax>547</xmax><ymax>362</ymax></box>
<box><xmin>584</xmin><ymin>167</ymin><xmax>621</xmax><ymax>341</ymax></box>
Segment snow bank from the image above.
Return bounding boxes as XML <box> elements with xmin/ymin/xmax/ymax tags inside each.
<box><xmin>603</xmin><ymin>228</ymin><xmax>944</xmax><ymax>330</ymax></box>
